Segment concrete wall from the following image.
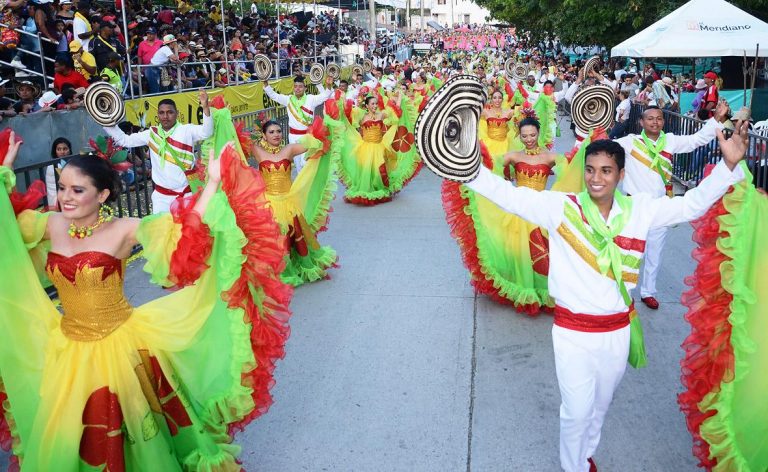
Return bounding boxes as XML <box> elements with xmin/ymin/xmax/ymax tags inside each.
<box><xmin>5</xmin><ymin>109</ymin><xmax>104</xmax><ymax>167</ymax></box>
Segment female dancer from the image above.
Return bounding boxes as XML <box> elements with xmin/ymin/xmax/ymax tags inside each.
<box><xmin>0</xmin><ymin>130</ymin><xmax>291</xmax><ymax>470</ymax></box>
<box><xmin>328</xmin><ymin>90</ymin><xmax>420</xmax><ymax>205</ymax></box>
<box><xmin>443</xmin><ymin>117</ymin><xmax>583</xmax><ymax>314</ymax></box>
<box><xmin>479</xmin><ymin>89</ymin><xmax>517</xmax><ymax>162</ymax></box>
<box><xmin>250</xmin><ymin>119</ymin><xmax>337</xmax><ymax>286</ymax></box>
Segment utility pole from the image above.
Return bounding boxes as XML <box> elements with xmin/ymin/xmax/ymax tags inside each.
<box><xmin>420</xmin><ymin>0</ymin><xmax>424</xmax><ymax>31</ymax></box>
<box><xmin>369</xmin><ymin>0</ymin><xmax>376</xmax><ymax>42</ymax></box>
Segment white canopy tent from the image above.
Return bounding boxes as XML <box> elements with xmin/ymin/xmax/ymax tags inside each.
<box><xmin>611</xmin><ymin>0</ymin><xmax>768</xmax><ymax>57</ymax></box>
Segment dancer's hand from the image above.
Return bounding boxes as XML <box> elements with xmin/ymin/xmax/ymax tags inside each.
<box><xmin>714</xmin><ymin>99</ymin><xmax>729</xmax><ymax>123</ymax></box>
<box><xmin>1</xmin><ymin>130</ymin><xmax>22</xmax><ymax>169</ymax></box>
<box><xmin>717</xmin><ymin>119</ymin><xmax>749</xmax><ymax>171</ymax></box>
<box><xmin>199</xmin><ymin>89</ymin><xmax>210</xmax><ymax>116</ymax></box>
<box><xmin>207</xmin><ymin>148</ymin><xmax>222</xmax><ymax>183</ymax></box>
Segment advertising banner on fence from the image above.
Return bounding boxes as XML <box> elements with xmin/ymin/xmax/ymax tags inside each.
<box><xmin>124</xmin><ymin>77</ymin><xmax>301</xmax><ymax>127</ymax></box>
<box><xmin>124</xmin><ymin>67</ymin><xmax>350</xmax><ymax>128</ymax></box>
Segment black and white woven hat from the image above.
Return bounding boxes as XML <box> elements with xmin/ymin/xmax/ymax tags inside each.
<box><xmin>571</xmin><ymin>84</ymin><xmax>615</xmax><ymax>136</ymax></box>
<box><xmin>84</xmin><ymin>82</ymin><xmax>124</xmax><ymax>127</ymax></box>
<box><xmin>415</xmin><ymin>75</ymin><xmax>487</xmax><ymax>182</ymax></box>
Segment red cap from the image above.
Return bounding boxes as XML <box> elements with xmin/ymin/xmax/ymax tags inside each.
<box><xmin>704</xmin><ymin>71</ymin><xmax>718</xmax><ymax>80</ymax></box>
<box><xmin>179</xmin><ymin>52</ymin><xmax>190</xmax><ymax>59</ymax></box>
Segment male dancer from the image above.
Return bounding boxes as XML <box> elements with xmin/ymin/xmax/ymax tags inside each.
<box><xmin>615</xmin><ymin>100</ymin><xmax>729</xmax><ymax>309</ymax></box>
<box><xmin>104</xmin><ymin>89</ymin><xmax>212</xmax><ymax>213</ymax></box>
<box><xmin>464</xmin><ymin>123</ymin><xmax>747</xmax><ymax>472</ymax></box>
<box><xmin>263</xmin><ymin>75</ymin><xmax>334</xmax><ymax>171</ymax></box>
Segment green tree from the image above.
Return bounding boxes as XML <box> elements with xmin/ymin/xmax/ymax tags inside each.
<box><xmin>474</xmin><ymin>0</ymin><xmax>768</xmax><ymax>48</ymax></box>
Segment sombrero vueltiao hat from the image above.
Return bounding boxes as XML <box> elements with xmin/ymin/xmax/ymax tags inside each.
<box><xmin>415</xmin><ymin>75</ymin><xmax>487</xmax><ymax>182</ymax></box>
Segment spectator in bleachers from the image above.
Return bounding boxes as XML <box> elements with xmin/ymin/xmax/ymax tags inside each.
<box><xmin>53</xmin><ymin>56</ymin><xmax>89</xmax><ymax>92</ymax></box>
<box><xmin>147</xmin><ymin>34</ymin><xmax>180</xmax><ymax>94</ymax></box>
<box><xmin>137</xmin><ymin>26</ymin><xmax>160</xmax><ymax>66</ymax></box>
<box><xmin>12</xmin><ymin>80</ymin><xmax>42</xmax><ymax>114</ymax></box>
<box><xmin>69</xmin><ymin>39</ymin><xmax>96</xmax><ymax>80</ymax></box>
<box><xmin>91</xmin><ymin>21</ymin><xmax>125</xmax><ymax>72</ymax></box>
<box><xmin>100</xmin><ymin>52</ymin><xmax>123</xmax><ymax>92</ymax></box>
<box><xmin>56</xmin><ymin>0</ymin><xmax>74</xmax><ymax>24</ymax></box>
<box><xmin>72</xmin><ymin>1</ymin><xmax>94</xmax><ymax>51</ymax></box>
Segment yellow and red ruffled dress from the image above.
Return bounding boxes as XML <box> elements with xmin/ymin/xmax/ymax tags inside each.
<box><xmin>479</xmin><ymin>115</ymin><xmax>519</xmax><ymax>161</ymax></box>
<box><xmin>258</xmin><ymin>125</ymin><xmax>338</xmax><ymax>287</ymax></box>
<box><xmin>0</xmin><ymin>146</ymin><xmax>292</xmax><ymax>471</ymax></box>
<box><xmin>325</xmin><ymin>94</ymin><xmax>421</xmax><ymax>206</ymax></box>
<box><xmin>442</xmin><ymin>148</ymin><xmax>554</xmax><ymax>315</ymax></box>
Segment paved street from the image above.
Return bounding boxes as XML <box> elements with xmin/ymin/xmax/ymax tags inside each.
<box><xmin>2</xmin><ymin>121</ymin><xmax>703</xmax><ymax>471</ymax></box>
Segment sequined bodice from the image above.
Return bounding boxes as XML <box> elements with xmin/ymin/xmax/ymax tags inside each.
<box><xmin>46</xmin><ymin>251</ymin><xmax>132</xmax><ymax>342</ymax></box>
<box><xmin>361</xmin><ymin>120</ymin><xmax>385</xmax><ymax>143</ymax></box>
<box><xmin>486</xmin><ymin>117</ymin><xmax>510</xmax><ymax>141</ymax></box>
<box><xmin>514</xmin><ymin>162</ymin><xmax>551</xmax><ymax>191</ymax></box>
<box><xmin>259</xmin><ymin>159</ymin><xmax>292</xmax><ymax>195</ymax></box>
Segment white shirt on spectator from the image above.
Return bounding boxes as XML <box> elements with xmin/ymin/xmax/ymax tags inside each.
<box><xmin>150</xmin><ymin>46</ymin><xmax>174</xmax><ymax>66</ymax></box>
<box><xmin>615</xmin><ymin>98</ymin><xmax>631</xmax><ymax>122</ymax></box>
<box><xmin>73</xmin><ymin>15</ymin><xmax>91</xmax><ymax>51</ymax></box>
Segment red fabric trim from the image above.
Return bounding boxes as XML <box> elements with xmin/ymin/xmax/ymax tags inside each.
<box><xmin>0</xmin><ymin>388</ymin><xmax>12</xmax><ymax>457</ymax></box>
<box><xmin>678</xmin><ymin>195</ymin><xmax>733</xmax><ymax>470</ymax></box>
<box><xmin>10</xmin><ymin>180</ymin><xmax>45</xmax><ymax>216</ymax></box>
<box><xmin>388</xmin><ymin>99</ymin><xmax>403</xmax><ymax>118</ymax></box>
<box><xmin>289</xmin><ymin>127</ymin><xmax>308</xmax><ymax>135</ymax></box>
<box><xmin>183</xmin><ymin>168</ymin><xmax>197</xmax><ymax>176</ymax></box>
<box><xmin>325</xmin><ymin>98</ymin><xmax>340</xmax><ymax>120</ymax></box>
<box><xmin>154</xmin><ymin>183</ymin><xmax>191</xmax><ymax>196</ymax></box>
<box><xmin>217</xmin><ymin>144</ymin><xmax>293</xmax><ymax>433</ymax></box>
<box><xmin>553</xmin><ymin>305</ymin><xmax>631</xmax><ymax>332</ymax></box>
<box><xmin>300</xmin><ymin>106</ymin><xmax>314</xmax><ymax>115</ymax></box>
<box><xmin>165</xmin><ymin>135</ymin><xmax>194</xmax><ymax>153</ymax></box>
<box><xmin>306</xmin><ymin>118</ymin><xmax>330</xmax><ymax>160</ymax></box>
<box><xmin>235</xmin><ymin>122</ymin><xmax>254</xmax><ymax>158</ymax></box>
<box><xmin>613</xmin><ymin>235</ymin><xmax>646</xmax><ymax>252</ymax></box>
<box><xmin>46</xmin><ymin>251</ymin><xmax>123</xmax><ymax>283</ymax></box>
<box><xmin>167</xmin><ymin>192</ymin><xmax>214</xmax><ymax>288</ymax></box>
<box><xmin>441</xmin><ymin>161</ymin><xmax>547</xmax><ymax>316</ymax></box>
<box><xmin>344</xmin><ymin>195</ymin><xmax>392</xmax><ymax>205</ymax></box>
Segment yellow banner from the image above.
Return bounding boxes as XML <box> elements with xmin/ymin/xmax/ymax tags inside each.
<box><xmin>124</xmin><ymin>71</ymin><xmax>346</xmax><ymax>128</ymax></box>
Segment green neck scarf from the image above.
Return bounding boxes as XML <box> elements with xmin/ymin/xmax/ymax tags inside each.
<box><xmin>640</xmin><ymin>130</ymin><xmax>669</xmax><ymax>184</ymax></box>
<box><xmin>290</xmin><ymin>94</ymin><xmax>311</xmax><ymax>124</ymax></box>
<box><xmin>155</xmin><ymin>121</ymin><xmax>181</xmax><ymax>167</ymax></box>
<box><xmin>577</xmin><ymin>189</ymin><xmax>634</xmax><ymax>306</ymax></box>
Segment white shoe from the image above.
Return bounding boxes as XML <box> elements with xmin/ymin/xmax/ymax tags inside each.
<box><xmin>9</xmin><ymin>59</ymin><xmax>26</xmax><ymax>70</ymax></box>
<box><xmin>14</xmin><ymin>69</ymin><xmax>31</xmax><ymax>77</ymax></box>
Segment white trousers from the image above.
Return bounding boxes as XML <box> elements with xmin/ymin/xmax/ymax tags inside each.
<box><xmin>288</xmin><ymin>131</ymin><xmax>307</xmax><ymax>173</ymax></box>
<box><xmin>151</xmin><ymin>190</ymin><xmax>189</xmax><ymax>214</ymax></box>
<box><xmin>553</xmin><ymin>325</ymin><xmax>629</xmax><ymax>472</ymax></box>
<box><xmin>639</xmin><ymin>226</ymin><xmax>669</xmax><ymax>298</ymax></box>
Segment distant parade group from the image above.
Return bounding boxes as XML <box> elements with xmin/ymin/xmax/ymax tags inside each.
<box><xmin>0</xmin><ymin>27</ymin><xmax>765</xmax><ymax>472</ymax></box>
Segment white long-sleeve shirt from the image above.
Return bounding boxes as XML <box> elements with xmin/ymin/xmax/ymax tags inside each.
<box><xmin>104</xmin><ymin>114</ymin><xmax>213</xmax><ymax>192</ymax></box>
<box><xmin>616</xmin><ymin>117</ymin><xmax>723</xmax><ymax>196</ymax></box>
<box><xmin>466</xmin><ymin>161</ymin><xmax>744</xmax><ymax>315</ymax></box>
<box><xmin>263</xmin><ymin>84</ymin><xmax>332</xmax><ymax>136</ymax></box>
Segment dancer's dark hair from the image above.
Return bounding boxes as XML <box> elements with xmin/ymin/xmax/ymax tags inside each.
<box><xmin>63</xmin><ymin>155</ymin><xmax>121</xmax><ymax>202</ymax></box>
<box><xmin>585</xmin><ymin>139</ymin><xmax>626</xmax><ymax>170</ymax></box>
<box><xmin>261</xmin><ymin>119</ymin><xmax>282</xmax><ymax>134</ymax></box>
<box><xmin>518</xmin><ymin>117</ymin><xmax>540</xmax><ymax>131</ymax></box>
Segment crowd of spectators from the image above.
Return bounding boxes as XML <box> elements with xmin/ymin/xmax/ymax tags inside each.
<box><xmin>0</xmin><ymin>0</ymin><xmax>378</xmax><ymax>112</ymax></box>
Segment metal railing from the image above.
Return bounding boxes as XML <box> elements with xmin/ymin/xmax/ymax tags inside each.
<box><xmin>0</xmin><ymin>20</ymin><xmax>57</xmax><ymax>89</ymax></box>
<box><xmin>129</xmin><ymin>52</ymin><xmax>364</xmax><ymax>98</ymax></box>
<box><xmin>627</xmin><ymin>104</ymin><xmax>768</xmax><ymax>190</ymax></box>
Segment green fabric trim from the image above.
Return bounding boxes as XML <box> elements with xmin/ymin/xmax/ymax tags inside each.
<box><xmin>562</xmin><ymin>205</ymin><xmax>641</xmax><ymax>269</ymax></box>
<box><xmin>461</xmin><ymin>185</ymin><xmax>554</xmax><ymax>308</ymax></box>
<box><xmin>699</xmin><ymin>163</ymin><xmax>768</xmax><ymax>470</ymax></box>
<box><xmin>280</xmin><ymin>245</ymin><xmax>337</xmax><ymax>287</ymax></box>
